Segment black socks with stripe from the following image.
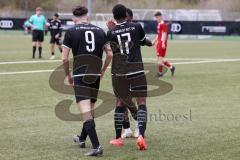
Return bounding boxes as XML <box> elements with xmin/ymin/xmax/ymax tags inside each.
<box><xmin>114</xmin><ymin>106</ymin><xmax>126</xmax><ymax>139</ymax></box>
<box><xmin>137</xmin><ymin>105</ymin><xmax>147</xmax><ymax>138</ymax></box>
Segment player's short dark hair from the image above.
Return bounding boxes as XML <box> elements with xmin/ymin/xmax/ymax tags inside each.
<box><xmin>126</xmin><ymin>8</ymin><xmax>133</xmax><ymax>18</ymax></box>
<box><xmin>72</xmin><ymin>6</ymin><xmax>88</xmax><ymax>17</ymax></box>
<box><xmin>154</xmin><ymin>11</ymin><xmax>162</xmax><ymax>17</ymax></box>
<box><xmin>112</xmin><ymin>4</ymin><xmax>127</xmax><ymax>20</ymax></box>
<box><xmin>54</xmin><ymin>13</ymin><xmax>59</xmax><ymax>17</ymax></box>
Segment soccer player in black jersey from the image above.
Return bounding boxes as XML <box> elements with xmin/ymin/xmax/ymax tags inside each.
<box><xmin>108</xmin><ymin>4</ymin><xmax>150</xmax><ymax>150</ymax></box>
<box><xmin>62</xmin><ymin>6</ymin><xmax>113</xmax><ymax>156</ymax></box>
<box><xmin>49</xmin><ymin>13</ymin><xmax>62</xmax><ymax>60</ymax></box>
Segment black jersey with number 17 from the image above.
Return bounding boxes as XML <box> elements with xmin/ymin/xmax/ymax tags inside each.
<box><xmin>62</xmin><ymin>23</ymin><xmax>108</xmax><ymax>75</ymax></box>
<box><xmin>107</xmin><ymin>21</ymin><xmax>146</xmax><ymax>75</ymax></box>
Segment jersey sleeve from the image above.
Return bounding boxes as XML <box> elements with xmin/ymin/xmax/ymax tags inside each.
<box><xmin>62</xmin><ymin>30</ymin><xmax>72</xmax><ymax>49</ymax></box>
<box><xmin>161</xmin><ymin>23</ymin><xmax>167</xmax><ymax>33</ymax></box>
<box><xmin>28</xmin><ymin>15</ymin><xmax>34</xmax><ymax>24</ymax></box>
<box><xmin>58</xmin><ymin>21</ymin><xmax>62</xmax><ymax>36</ymax></box>
<box><xmin>138</xmin><ymin>24</ymin><xmax>146</xmax><ymax>42</ymax></box>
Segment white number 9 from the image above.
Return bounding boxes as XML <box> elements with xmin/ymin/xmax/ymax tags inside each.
<box><xmin>85</xmin><ymin>31</ymin><xmax>95</xmax><ymax>52</ymax></box>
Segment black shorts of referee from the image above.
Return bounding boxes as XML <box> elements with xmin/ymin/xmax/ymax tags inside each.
<box><xmin>32</xmin><ymin>30</ymin><xmax>44</xmax><ymax>42</ymax></box>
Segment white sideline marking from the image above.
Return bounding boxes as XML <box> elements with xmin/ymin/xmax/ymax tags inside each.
<box><xmin>0</xmin><ymin>60</ymin><xmax>61</xmax><ymax>65</ymax></box>
<box><xmin>0</xmin><ymin>59</ymin><xmax>239</xmax><ymax>76</ymax></box>
<box><xmin>1</xmin><ymin>58</ymin><xmax>240</xmax><ymax>65</ymax></box>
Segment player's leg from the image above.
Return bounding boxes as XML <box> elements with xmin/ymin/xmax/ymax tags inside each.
<box><xmin>50</xmin><ymin>44</ymin><xmax>55</xmax><ymax>60</ymax></box>
<box><xmin>130</xmin><ymin>73</ymin><xmax>148</xmax><ymax>150</ymax></box>
<box><xmin>157</xmin><ymin>56</ymin><xmax>164</xmax><ymax>77</ymax></box>
<box><xmin>57</xmin><ymin>39</ymin><xmax>63</xmax><ymax>53</ymax></box>
<box><xmin>162</xmin><ymin>57</ymin><xmax>176</xmax><ymax>77</ymax></box>
<box><xmin>73</xmin><ymin>102</ymin><xmax>95</xmax><ymax>148</ymax></box>
<box><xmin>78</xmin><ymin>100</ymin><xmax>103</xmax><ymax>156</ymax></box>
<box><xmin>122</xmin><ymin>106</ymin><xmax>133</xmax><ymax>139</ymax></box>
<box><xmin>38</xmin><ymin>41</ymin><xmax>42</xmax><ymax>58</ymax></box>
<box><xmin>38</xmin><ymin>31</ymin><xmax>44</xmax><ymax>58</ymax></box>
<box><xmin>110</xmin><ymin>99</ymin><xmax>126</xmax><ymax>146</ymax></box>
<box><xmin>32</xmin><ymin>30</ymin><xmax>37</xmax><ymax>59</ymax></box>
<box><xmin>126</xmin><ymin>100</ymin><xmax>139</xmax><ymax>138</ymax></box>
<box><xmin>136</xmin><ymin>97</ymin><xmax>148</xmax><ymax>150</ymax></box>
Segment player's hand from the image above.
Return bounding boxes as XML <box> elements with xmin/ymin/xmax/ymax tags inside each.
<box><xmin>32</xmin><ymin>25</ymin><xmax>37</xmax><ymax>30</ymax></box>
<box><xmin>67</xmin><ymin>74</ymin><xmax>73</xmax><ymax>86</ymax></box>
<box><xmin>162</xmin><ymin>43</ymin><xmax>166</xmax><ymax>49</ymax></box>
<box><xmin>55</xmin><ymin>34</ymin><xmax>59</xmax><ymax>39</ymax></box>
<box><xmin>106</xmin><ymin>19</ymin><xmax>116</xmax><ymax>29</ymax></box>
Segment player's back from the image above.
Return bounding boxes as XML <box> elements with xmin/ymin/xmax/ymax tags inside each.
<box><xmin>63</xmin><ymin>23</ymin><xmax>107</xmax><ymax>59</ymax></box>
<box><xmin>63</xmin><ymin>23</ymin><xmax>107</xmax><ymax>75</ymax></box>
<box><xmin>107</xmin><ymin>21</ymin><xmax>146</xmax><ymax>74</ymax></box>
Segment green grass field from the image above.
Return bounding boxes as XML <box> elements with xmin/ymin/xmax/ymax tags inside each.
<box><xmin>0</xmin><ymin>32</ymin><xmax>240</xmax><ymax>160</ymax></box>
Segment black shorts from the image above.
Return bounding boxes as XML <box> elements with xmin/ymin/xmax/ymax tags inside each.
<box><xmin>112</xmin><ymin>72</ymin><xmax>147</xmax><ymax>99</ymax></box>
<box><xmin>50</xmin><ymin>36</ymin><xmax>62</xmax><ymax>45</ymax></box>
<box><xmin>73</xmin><ymin>75</ymin><xmax>100</xmax><ymax>103</ymax></box>
<box><xmin>32</xmin><ymin>30</ymin><xmax>44</xmax><ymax>42</ymax></box>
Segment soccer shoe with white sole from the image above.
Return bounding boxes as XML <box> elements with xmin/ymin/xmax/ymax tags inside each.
<box><xmin>121</xmin><ymin>128</ymin><xmax>133</xmax><ymax>139</ymax></box>
<box><xmin>110</xmin><ymin>138</ymin><xmax>124</xmax><ymax>146</ymax></box>
<box><xmin>134</xmin><ymin>127</ymin><xmax>140</xmax><ymax>138</ymax></box>
<box><xmin>84</xmin><ymin>145</ymin><xmax>103</xmax><ymax>156</ymax></box>
<box><xmin>136</xmin><ymin>135</ymin><xmax>147</xmax><ymax>150</ymax></box>
<box><xmin>73</xmin><ymin>135</ymin><xmax>86</xmax><ymax>148</ymax></box>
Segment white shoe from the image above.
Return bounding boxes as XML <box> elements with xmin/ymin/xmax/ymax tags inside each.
<box><xmin>134</xmin><ymin>125</ymin><xmax>140</xmax><ymax>138</ymax></box>
<box><xmin>121</xmin><ymin>128</ymin><xmax>133</xmax><ymax>139</ymax></box>
<box><xmin>50</xmin><ymin>55</ymin><xmax>55</xmax><ymax>60</ymax></box>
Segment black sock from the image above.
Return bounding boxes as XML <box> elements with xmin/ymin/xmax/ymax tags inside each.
<box><xmin>123</xmin><ymin>121</ymin><xmax>130</xmax><ymax>129</ymax></box>
<box><xmin>79</xmin><ymin>126</ymin><xmax>88</xmax><ymax>142</ymax></box>
<box><xmin>38</xmin><ymin>47</ymin><xmax>42</xmax><ymax>57</ymax></box>
<box><xmin>114</xmin><ymin>106</ymin><xmax>126</xmax><ymax>139</ymax></box>
<box><xmin>32</xmin><ymin>46</ymin><xmax>36</xmax><ymax>58</ymax></box>
<box><xmin>137</xmin><ymin>105</ymin><xmax>147</xmax><ymax>138</ymax></box>
<box><xmin>51</xmin><ymin>52</ymin><xmax>55</xmax><ymax>56</ymax></box>
<box><xmin>128</xmin><ymin>105</ymin><xmax>138</xmax><ymax>121</ymax></box>
<box><xmin>84</xmin><ymin>119</ymin><xmax>100</xmax><ymax>149</ymax></box>
<box><xmin>123</xmin><ymin>109</ymin><xmax>130</xmax><ymax>129</ymax></box>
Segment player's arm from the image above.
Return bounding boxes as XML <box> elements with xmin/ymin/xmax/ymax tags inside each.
<box><xmin>138</xmin><ymin>24</ymin><xmax>153</xmax><ymax>47</ymax></box>
<box><xmin>152</xmin><ymin>35</ymin><xmax>158</xmax><ymax>46</ymax></box>
<box><xmin>101</xmin><ymin>43</ymin><xmax>113</xmax><ymax>79</ymax></box>
<box><xmin>62</xmin><ymin>31</ymin><xmax>73</xmax><ymax>85</ymax></box>
<box><xmin>26</xmin><ymin>16</ymin><xmax>36</xmax><ymax>29</ymax></box>
<box><xmin>161</xmin><ymin>24</ymin><xmax>167</xmax><ymax>49</ymax></box>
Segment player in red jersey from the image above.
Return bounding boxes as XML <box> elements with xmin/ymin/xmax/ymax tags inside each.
<box><xmin>152</xmin><ymin>11</ymin><xmax>175</xmax><ymax>77</ymax></box>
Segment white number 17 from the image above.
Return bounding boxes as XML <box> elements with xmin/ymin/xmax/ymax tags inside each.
<box><xmin>117</xmin><ymin>33</ymin><xmax>131</xmax><ymax>54</ymax></box>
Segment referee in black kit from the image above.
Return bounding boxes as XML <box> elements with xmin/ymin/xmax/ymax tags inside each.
<box><xmin>62</xmin><ymin>6</ymin><xmax>113</xmax><ymax>156</ymax></box>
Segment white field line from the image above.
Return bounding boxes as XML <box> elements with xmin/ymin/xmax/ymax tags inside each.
<box><xmin>0</xmin><ymin>58</ymin><xmax>239</xmax><ymax>76</ymax></box>
<box><xmin>1</xmin><ymin>58</ymin><xmax>240</xmax><ymax>65</ymax></box>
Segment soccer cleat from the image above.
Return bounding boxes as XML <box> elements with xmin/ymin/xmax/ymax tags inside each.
<box><xmin>73</xmin><ymin>135</ymin><xmax>86</xmax><ymax>148</ymax></box>
<box><xmin>84</xmin><ymin>145</ymin><xmax>103</xmax><ymax>156</ymax></box>
<box><xmin>110</xmin><ymin>138</ymin><xmax>124</xmax><ymax>146</ymax></box>
<box><xmin>156</xmin><ymin>72</ymin><xmax>164</xmax><ymax>78</ymax></box>
<box><xmin>136</xmin><ymin>135</ymin><xmax>147</xmax><ymax>150</ymax></box>
<box><xmin>50</xmin><ymin>55</ymin><xmax>55</xmax><ymax>60</ymax></box>
<box><xmin>170</xmin><ymin>66</ymin><xmax>175</xmax><ymax>77</ymax></box>
<box><xmin>121</xmin><ymin>128</ymin><xmax>133</xmax><ymax>139</ymax></box>
<box><xmin>134</xmin><ymin>127</ymin><xmax>140</xmax><ymax>138</ymax></box>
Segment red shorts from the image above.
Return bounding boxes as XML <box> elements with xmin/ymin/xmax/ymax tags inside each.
<box><xmin>156</xmin><ymin>43</ymin><xmax>167</xmax><ymax>57</ymax></box>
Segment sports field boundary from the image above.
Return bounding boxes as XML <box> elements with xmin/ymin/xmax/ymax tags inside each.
<box><xmin>0</xmin><ymin>58</ymin><xmax>239</xmax><ymax>75</ymax></box>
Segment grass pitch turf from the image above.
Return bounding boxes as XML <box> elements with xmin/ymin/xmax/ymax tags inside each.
<box><xmin>0</xmin><ymin>32</ymin><xmax>240</xmax><ymax>160</ymax></box>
